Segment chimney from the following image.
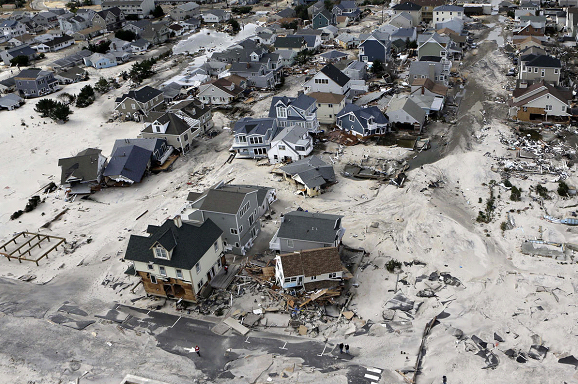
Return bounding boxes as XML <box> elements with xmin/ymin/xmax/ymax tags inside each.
<box><xmin>174</xmin><ymin>215</ymin><xmax>182</xmax><ymax>228</ymax></box>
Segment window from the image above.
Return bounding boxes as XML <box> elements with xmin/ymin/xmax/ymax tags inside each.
<box><xmin>287</xmin><ymin>239</ymin><xmax>294</xmax><ymax>248</ymax></box>
<box><xmin>310</xmin><ymin>275</ymin><xmax>317</xmax><ymax>280</ymax></box>
<box><xmin>251</xmin><ymin>227</ymin><xmax>258</xmax><ymax>238</ymax></box>
<box><xmin>235</xmin><ymin>242</ymin><xmax>240</xmax><ymax>248</ymax></box>
<box><xmin>328</xmin><ymin>104</ymin><xmax>333</xmax><ymax>108</ymax></box>
<box><xmin>147</xmin><ymin>264</ymin><xmax>154</xmax><ymax>270</ymax></box>
<box><xmin>230</xmin><ymin>228</ymin><xmax>238</xmax><ymax>235</ymax></box>
<box><xmin>214</xmin><ymin>241</ymin><xmax>219</xmax><ymax>251</ymax></box>
<box><xmin>278</xmin><ymin>145</ymin><xmax>286</xmax><ymax>150</ymax></box>
<box><xmin>545</xmin><ymin>105</ymin><xmax>552</xmax><ymax>111</ymax></box>
<box><xmin>562</xmin><ymin>105</ymin><xmax>567</xmax><ymax>112</ymax></box>
<box><xmin>284</xmin><ymin>278</ymin><xmax>290</xmax><ymax>283</ymax></box>
<box><xmin>197</xmin><ymin>279</ymin><xmax>204</xmax><ymax>290</ymax></box>
<box><xmin>554</xmin><ymin>68</ymin><xmax>559</xmax><ymax>74</ymax></box>
<box><xmin>159</xmin><ymin>266</ymin><xmax>167</xmax><ymax>276</ymax></box>
<box><xmin>154</xmin><ymin>246</ymin><xmax>169</xmax><ymax>259</ymax></box>
<box><xmin>150</xmin><ymin>275</ymin><xmax>157</xmax><ymax>284</ymax></box>
<box><xmin>276</xmin><ymin>106</ymin><xmax>287</xmax><ymax>118</ymax></box>
<box><xmin>239</xmin><ymin>135</ymin><xmax>247</xmax><ymax>142</ymax></box>
<box><xmin>239</xmin><ymin>225</ymin><xmax>243</xmax><ymax>233</ymax></box>
<box><xmin>176</xmin><ymin>269</ymin><xmax>183</xmax><ymax>279</ymax></box>
<box><xmin>183</xmin><ymin>133</ymin><xmax>189</xmax><ymax>142</ymax></box>
<box><xmin>195</xmin><ymin>262</ymin><xmax>201</xmax><ymax>273</ymax></box>
<box><xmin>541</xmin><ymin>70</ymin><xmax>545</xmax><ymax>77</ymax></box>
<box><xmin>349</xmin><ymin>115</ymin><xmax>354</xmax><ymax>122</ymax></box>
<box><xmin>253</xmin><ymin>148</ymin><xmax>267</xmax><ymax>155</ymax></box>
<box><xmin>329</xmin><ymin>272</ymin><xmax>337</xmax><ymax>278</ymax></box>
<box><xmin>534</xmin><ymin>67</ymin><xmax>538</xmax><ymax>73</ymax></box>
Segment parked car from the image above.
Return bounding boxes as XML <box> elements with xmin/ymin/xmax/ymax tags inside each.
<box><xmin>506</xmin><ymin>68</ymin><xmax>516</xmax><ymax>76</ymax></box>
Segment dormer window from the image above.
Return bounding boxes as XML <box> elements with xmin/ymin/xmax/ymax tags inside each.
<box><xmin>277</xmin><ymin>106</ymin><xmax>287</xmax><ymax>118</ymax></box>
<box><xmin>154</xmin><ymin>244</ymin><xmax>169</xmax><ymax>259</ymax></box>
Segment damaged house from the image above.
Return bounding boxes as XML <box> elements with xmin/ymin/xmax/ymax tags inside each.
<box><xmin>277</xmin><ymin>155</ymin><xmax>336</xmax><ymax>196</ymax></box>
<box><xmin>124</xmin><ymin>216</ymin><xmax>225</xmax><ymax>302</ymax></box>
<box><xmin>184</xmin><ymin>182</ymin><xmax>277</xmax><ymax>255</ymax></box>
<box><xmin>103</xmin><ymin>144</ymin><xmax>152</xmax><ymax>185</ymax></box>
<box><xmin>269</xmin><ymin>211</ymin><xmax>345</xmax><ymax>253</ymax></box>
<box><xmin>336</xmin><ymin>104</ymin><xmax>390</xmax><ymax>138</ymax></box>
<box><xmin>508</xmin><ymin>81</ymin><xmax>572</xmax><ymax>122</ymax></box>
<box><xmin>275</xmin><ymin>247</ymin><xmax>343</xmax><ymax>290</ymax></box>
<box><xmin>58</xmin><ymin>148</ymin><xmax>107</xmax><ymax>194</ymax></box>
<box><xmin>115</xmin><ymin>85</ymin><xmax>165</xmax><ymax>120</ymax></box>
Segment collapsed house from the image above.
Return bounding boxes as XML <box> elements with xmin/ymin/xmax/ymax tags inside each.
<box><xmin>57</xmin><ymin>148</ymin><xmax>107</xmax><ymax>195</ymax></box>
<box><xmin>276</xmin><ymin>156</ymin><xmax>336</xmax><ymax>196</ymax></box>
<box><xmin>275</xmin><ymin>247</ymin><xmax>343</xmax><ymax>291</ymax></box>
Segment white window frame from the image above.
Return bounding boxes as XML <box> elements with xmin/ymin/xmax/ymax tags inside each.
<box><xmin>154</xmin><ymin>246</ymin><xmax>169</xmax><ymax>259</ymax></box>
<box><xmin>195</xmin><ymin>262</ymin><xmax>201</xmax><ymax>274</ymax></box>
<box><xmin>176</xmin><ymin>269</ymin><xmax>183</xmax><ymax>279</ymax></box>
<box><xmin>287</xmin><ymin>239</ymin><xmax>294</xmax><ymax>248</ymax></box>
<box><xmin>159</xmin><ymin>266</ymin><xmax>167</xmax><ymax>276</ymax></box>
<box><xmin>150</xmin><ymin>275</ymin><xmax>157</xmax><ymax>284</ymax></box>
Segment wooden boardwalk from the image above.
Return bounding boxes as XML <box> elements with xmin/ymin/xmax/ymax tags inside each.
<box><xmin>210</xmin><ymin>265</ymin><xmax>239</xmax><ymax>290</ymax></box>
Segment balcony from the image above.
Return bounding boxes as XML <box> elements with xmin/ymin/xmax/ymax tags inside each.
<box><xmin>269</xmin><ymin>230</ymin><xmax>281</xmax><ymax>251</ymax></box>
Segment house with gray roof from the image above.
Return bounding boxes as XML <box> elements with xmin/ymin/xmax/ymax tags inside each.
<box><xmin>274</xmin><ymin>36</ymin><xmax>307</xmax><ymax>52</ymax></box>
<box><xmin>124</xmin><ymin>216</ymin><xmax>224</xmax><ymax>302</ymax></box>
<box><xmin>0</xmin><ymin>19</ymin><xmax>27</xmax><ymax>38</ymax></box>
<box><xmin>231</xmin><ymin>117</ymin><xmax>280</xmax><ymax>159</ymax></box>
<box><xmin>104</xmin><ymin>144</ymin><xmax>152</xmax><ymax>185</ymax></box>
<box><xmin>202</xmin><ymin>9</ymin><xmax>230</xmax><ymax>23</ymax></box>
<box><xmin>0</xmin><ymin>93</ymin><xmax>24</xmax><ymax>110</ymax></box>
<box><xmin>197</xmin><ymin>77</ymin><xmax>245</xmax><ymax>105</ymax></box>
<box><xmin>102</xmin><ymin>0</ymin><xmax>155</xmax><ymax>19</ymax></box>
<box><xmin>83</xmin><ymin>52</ymin><xmax>118</xmax><ymax>69</ymax></box>
<box><xmin>58</xmin><ymin>148</ymin><xmax>107</xmax><ymax>194</ymax></box>
<box><xmin>519</xmin><ymin>54</ymin><xmax>561</xmax><ymax>86</ymax></box>
<box><xmin>170</xmin><ymin>2</ymin><xmax>200</xmax><ymax>21</ymax></box>
<box><xmin>15</xmin><ymin>69</ymin><xmax>58</xmax><ymax>98</ymax></box>
<box><xmin>34</xmin><ymin>35</ymin><xmax>74</xmax><ymax>52</ymax></box>
<box><xmin>336</xmin><ymin>104</ymin><xmax>389</xmax><ymax>138</ymax></box>
<box><xmin>312</xmin><ymin>9</ymin><xmax>333</xmax><ymax>29</ymax></box>
<box><xmin>320</xmin><ymin>50</ymin><xmax>349</xmax><ymax>63</ymax></box>
<box><xmin>385</xmin><ymin>95</ymin><xmax>427</xmax><ymax>132</ymax></box>
<box><xmin>115</xmin><ymin>85</ymin><xmax>165</xmax><ymax>119</ymax></box>
<box><xmin>433</xmin><ymin>4</ymin><xmax>464</xmax><ymax>24</ymax></box>
<box><xmin>167</xmin><ymin>98</ymin><xmax>213</xmax><ymax>134</ymax></box>
<box><xmin>409</xmin><ymin>57</ymin><xmax>448</xmax><ymax>85</ymax></box>
<box><xmin>389</xmin><ymin>11</ymin><xmax>414</xmax><ymax>28</ymax></box>
<box><xmin>268</xmin><ymin>125</ymin><xmax>314</xmax><ymax>164</ymax></box>
<box><xmin>358</xmin><ymin>31</ymin><xmax>392</xmax><ymax>64</ymax></box>
<box><xmin>54</xmin><ymin>66</ymin><xmax>88</xmax><ymax>84</ymax></box>
<box><xmin>342</xmin><ymin>60</ymin><xmax>367</xmax><ymax>80</ymax></box>
<box><xmin>278</xmin><ymin>155</ymin><xmax>335</xmax><ymax>196</ymax></box>
<box><xmin>0</xmin><ymin>44</ymin><xmax>37</xmax><ymax>65</ymax></box>
<box><xmin>332</xmin><ymin>0</ymin><xmax>360</xmax><ymax>22</ymax></box>
<box><xmin>270</xmin><ymin>210</ymin><xmax>345</xmax><ymax>253</ymax></box>
<box><xmin>111</xmin><ymin>138</ymin><xmax>173</xmax><ymax>166</ymax></box>
<box><xmin>32</xmin><ymin>11</ymin><xmax>59</xmax><ymax>27</ymax></box>
<box><xmin>269</xmin><ymin>93</ymin><xmax>319</xmax><ymax>133</ymax></box>
<box><xmin>185</xmin><ymin>181</ymin><xmax>276</xmax><ymax>255</ymax></box>
<box><xmin>229</xmin><ymin>61</ymin><xmax>276</xmax><ymax>89</ymax></box>
<box><xmin>140</xmin><ymin>111</ymin><xmax>200</xmax><ymax>153</ymax></box>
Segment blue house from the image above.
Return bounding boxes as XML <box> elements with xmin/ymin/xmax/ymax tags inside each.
<box><xmin>312</xmin><ymin>10</ymin><xmax>333</xmax><ymax>29</ymax></box>
<box><xmin>332</xmin><ymin>1</ymin><xmax>361</xmax><ymax>21</ymax></box>
<box><xmin>269</xmin><ymin>93</ymin><xmax>319</xmax><ymax>133</ymax></box>
<box><xmin>358</xmin><ymin>31</ymin><xmax>391</xmax><ymax>64</ymax></box>
<box><xmin>336</xmin><ymin>104</ymin><xmax>389</xmax><ymax>138</ymax></box>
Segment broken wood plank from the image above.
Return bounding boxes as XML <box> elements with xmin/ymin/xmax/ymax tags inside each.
<box><xmin>135</xmin><ymin>210</ymin><xmax>148</xmax><ymax>220</ymax></box>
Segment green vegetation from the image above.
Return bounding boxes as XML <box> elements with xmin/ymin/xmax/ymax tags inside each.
<box><xmin>294</xmin><ymin>49</ymin><xmax>315</xmax><ymax>65</ymax></box>
<box><xmin>228</xmin><ymin>19</ymin><xmax>241</xmax><ymax>34</ymax></box>
<box><xmin>535</xmin><ymin>184</ymin><xmax>551</xmax><ymax>200</ymax></box>
<box><xmin>558</xmin><ymin>181</ymin><xmax>570</xmax><ymax>197</ymax></box>
<box><xmin>232</xmin><ymin>6</ymin><xmax>252</xmax><ymax>14</ymax></box>
<box><xmin>151</xmin><ymin>5</ymin><xmax>164</xmax><ymax>18</ymax></box>
<box><xmin>10</xmin><ymin>55</ymin><xmax>29</xmax><ymax>67</ymax></box>
<box><xmin>295</xmin><ymin>4</ymin><xmax>309</xmax><ymax>20</ymax></box>
<box><xmin>115</xmin><ymin>29</ymin><xmax>137</xmax><ymax>42</ymax></box>
<box><xmin>477</xmin><ymin>184</ymin><xmax>496</xmax><ymax>223</ymax></box>
<box><xmin>35</xmin><ymin>99</ymin><xmax>73</xmax><ymax>123</ymax></box>
<box><xmin>371</xmin><ymin>60</ymin><xmax>384</xmax><ymax>76</ymax></box>
<box><xmin>385</xmin><ymin>259</ymin><xmax>402</xmax><ymax>273</ymax></box>
<box><xmin>281</xmin><ymin>20</ymin><xmax>299</xmax><ymax>30</ymax></box>
<box><xmin>129</xmin><ymin>58</ymin><xmax>157</xmax><ymax>84</ymax></box>
<box><xmin>510</xmin><ymin>185</ymin><xmax>521</xmax><ymax>201</ymax></box>
<box><xmin>94</xmin><ymin>77</ymin><xmax>120</xmax><ymax>94</ymax></box>
<box><xmin>76</xmin><ymin>85</ymin><xmax>95</xmax><ymax>108</ymax></box>
<box><xmin>361</xmin><ymin>0</ymin><xmax>388</xmax><ymax>5</ymax></box>
<box><xmin>87</xmin><ymin>40</ymin><xmax>111</xmax><ymax>54</ymax></box>
<box><xmin>500</xmin><ymin>221</ymin><xmax>508</xmax><ymax>232</ymax></box>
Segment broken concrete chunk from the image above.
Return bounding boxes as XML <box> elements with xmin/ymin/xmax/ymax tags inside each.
<box><xmin>298</xmin><ymin>325</ymin><xmax>308</xmax><ymax>336</ymax></box>
<box><xmin>516</xmin><ymin>353</ymin><xmax>528</xmax><ymax>364</ymax></box>
<box><xmin>417</xmin><ymin>289</ymin><xmax>436</xmax><ymax>298</ymax></box>
<box><xmin>385</xmin><ymin>293</ymin><xmax>414</xmax><ymax>312</ymax></box>
<box><xmin>370</xmin><ymin>222</ymin><xmax>379</xmax><ymax>228</ymax></box>
<box><xmin>382</xmin><ymin>309</ymin><xmax>395</xmax><ymax>321</ymax></box>
<box><xmin>342</xmin><ymin>311</ymin><xmax>355</xmax><ymax>320</ymax></box>
<box><xmin>528</xmin><ymin>345</ymin><xmax>548</xmax><ymax>360</ymax></box>
<box><xmin>452</xmin><ymin>328</ymin><xmax>464</xmax><ymax>339</ymax></box>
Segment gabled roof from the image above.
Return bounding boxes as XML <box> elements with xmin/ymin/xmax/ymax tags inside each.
<box><xmin>411</xmin><ymin>77</ymin><xmax>448</xmax><ymax>96</ymax></box>
<box><xmin>115</xmin><ymin>85</ymin><xmax>163</xmax><ymax>103</ymax></box>
<box><xmin>276</xmin><ymin>7</ymin><xmax>296</xmax><ymax>18</ymax></box>
<box><xmin>419</xmin><ymin>55</ymin><xmax>442</xmax><ymax>62</ymax></box>
<box><xmin>386</xmin><ymin>95</ymin><xmax>426</xmax><ymax>122</ymax></box>
<box><xmin>15</xmin><ymin>68</ymin><xmax>52</xmax><ymax>80</ymax></box>
<box><xmin>200</xmin><ymin>188</ymin><xmax>253</xmax><ymax>214</ymax></box>
<box><xmin>314</xmin><ymin>9</ymin><xmax>332</xmax><ymax>21</ymax></box>
<box><xmin>280</xmin><ymin>155</ymin><xmax>335</xmax><ymax>188</ymax></box>
<box><xmin>274</xmin><ymin>35</ymin><xmax>305</xmax><ymax>49</ymax></box>
<box><xmin>39</xmin><ymin>34</ymin><xmax>73</xmax><ymax>47</ymax></box>
<box><xmin>510</xmin><ymin>81</ymin><xmax>571</xmax><ymax>107</ymax></box>
<box><xmin>104</xmin><ymin>144</ymin><xmax>152</xmax><ymax>183</ymax></box>
<box><xmin>392</xmin><ymin>1</ymin><xmax>422</xmax><ymax>11</ymax></box>
<box><xmin>433</xmin><ymin>4</ymin><xmax>464</xmax><ymax>11</ymax></box>
<box><xmin>142</xmin><ymin>112</ymin><xmax>194</xmax><ymax>136</ymax></box>
<box><xmin>176</xmin><ymin>2</ymin><xmax>199</xmax><ymax>11</ymax></box>
<box><xmin>124</xmin><ymin>218</ymin><xmax>223</xmax><ymax>270</ymax></box>
<box><xmin>320</xmin><ymin>50</ymin><xmax>348</xmax><ymax>59</ymax></box>
<box><xmin>203</xmin><ymin>9</ymin><xmax>229</xmax><ymax>17</ymax></box>
<box><xmin>269</xmin><ymin>93</ymin><xmax>316</xmax><ymax>117</ymax></box>
<box><xmin>6</xmin><ymin>45</ymin><xmax>36</xmax><ymax>57</ymax></box>
<box><xmin>111</xmin><ymin>138</ymin><xmax>167</xmax><ymax>159</ymax></box>
<box><xmin>233</xmin><ymin>117</ymin><xmax>277</xmax><ymax>135</ymax></box>
<box><xmin>319</xmin><ymin>63</ymin><xmax>350</xmax><ymax>87</ymax></box>
<box><xmin>201</xmin><ymin>77</ymin><xmax>244</xmax><ymax>96</ymax></box>
<box><xmin>58</xmin><ymin>148</ymin><xmax>103</xmax><ymax>184</ymax></box>
<box><xmin>521</xmin><ymin>54</ymin><xmax>561</xmax><ymax>68</ymax></box>
<box><xmin>272</xmin><ymin>125</ymin><xmax>310</xmax><ymax>146</ymax></box>
<box><xmin>336</xmin><ymin>104</ymin><xmax>389</xmax><ymax>128</ymax></box>
<box><xmin>279</xmin><ymin>247</ymin><xmax>342</xmax><ymax>278</ymax></box>
<box><xmin>277</xmin><ymin>211</ymin><xmax>343</xmax><ymax>243</ymax></box>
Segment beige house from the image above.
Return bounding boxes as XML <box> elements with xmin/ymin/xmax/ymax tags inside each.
<box><xmin>140</xmin><ymin>111</ymin><xmax>200</xmax><ymax>153</ymax></box>
<box><xmin>308</xmin><ymin>92</ymin><xmax>346</xmax><ymax>125</ymax></box>
<box><xmin>197</xmin><ymin>77</ymin><xmax>244</xmax><ymax>105</ymax></box>
<box><xmin>518</xmin><ymin>54</ymin><xmax>561</xmax><ymax>86</ymax></box>
<box><xmin>124</xmin><ymin>216</ymin><xmax>225</xmax><ymax>302</ymax></box>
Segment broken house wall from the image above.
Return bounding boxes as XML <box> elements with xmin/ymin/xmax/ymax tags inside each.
<box><xmin>137</xmin><ymin>270</ymin><xmax>198</xmax><ymax>302</ymax></box>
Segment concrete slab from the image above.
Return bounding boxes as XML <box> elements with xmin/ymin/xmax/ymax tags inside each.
<box><xmin>49</xmin><ymin>313</ymin><xmax>95</xmax><ymax>330</ymax></box>
<box><xmin>58</xmin><ymin>303</ymin><xmax>88</xmax><ymax>317</ymax></box>
<box><xmin>95</xmin><ymin>309</ymin><xmax>129</xmax><ymax>323</ymax></box>
<box><xmin>211</xmin><ymin>321</ymin><xmax>231</xmax><ymax>336</ymax></box>
<box><xmin>223</xmin><ymin>317</ymin><xmax>249</xmax><ymax>335</ymax></box>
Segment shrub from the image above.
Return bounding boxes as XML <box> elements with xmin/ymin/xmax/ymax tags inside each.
<box><xmin>385</xmin><ymin>259</ymin><xmax>402</xmax><ymax>273</ymax></box>
<box><xmin>115</xmin><ymin>29</ymin><xmax>137</xmax><ymax>42</ymax></box>
<box><xmin>76</xmin><ymin>85</ymin><xmax>95</xmax><ymax>108</ymax></box>
<box><xmin>10</xmin><ymin>55</ymin><xmax>29</xmax><ymax>67</ymax></box>
<box><xmin>232</xmin><ymin>6</ymin><xmax>252</xmax><ymax>14</ymax></box>
<box><xmin>535</xmin><ymin>184</ymin><xmax>550</xmax><ymax>199</ymax></box>
<box><xmin>503</xmin><ymin>179</ymin><xmax>512</xmax><ymax>188</ymax></box>
<box><xmin>34</xmin><ymin>99</ymin><xmax>72</xmax><ymax>122</ymax></box>
<box><xmin>558</xmin><ymin>181</ymin><xmax>570</xmax><ymax>197</ymax></box>
<box><xmin>510</xmin><ymin>186</ymin><xmax>521</xmax><ymax>201</ymax></box>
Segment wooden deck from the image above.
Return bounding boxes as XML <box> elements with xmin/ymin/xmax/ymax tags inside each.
<box><xmin>0</xmin><ymin>232</ymin><xmax>66</xmax><ymax>266</ymax></box>
<box><xmin>210</xmin><ymin>265</ymin><xmax>239</xmax><ymax>290</ymax></box>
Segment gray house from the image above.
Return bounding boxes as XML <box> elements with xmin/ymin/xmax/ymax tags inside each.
<box><xmin>167</xmin><ymin>98</ymin><xmax>213</xmax><ymax>134</ymax></box>
<box><xmin>58</xmin><ymin>148</ymin><xmax>107</xmax><ymax>194</ymax></box>
<box><xmin>140</xmin><ymin>111</ymin><xmax>200</xmax><ymax>153</ymax></box>
<box><xmin>185</xmin><ymin>182</ymin><xmax>277</xmax><ymax>255</ymax></box>
<box><xmin>111</xmin><ymin>138</ymin><xmax>173</xmax><ymax>167</ymax></box>
<box><xmin>409</xmin><ymin>57</ymin><xmax>448</xmax><ymax>85</ymax></box>
<box><xmin>0</xmin><ymin>44</ymin><xmax>37</xmax><ymax>65</ymax></box>
<box><xmin>358</xmin><ymin>31</ymin><xmax>392</xmax><ymax>64</ymax></box>
<box><xmin>343</xmin><ymin>60</ymin><xmax>367</xmax><ymax>80</ymax></box>
<box><xmin>115</xmin><ymin>85</ymin><xmax>165</xmax><ymax>119</ymax></box>
<box><xmin>269</xmin><ymin>93</ymin><xmax>319</xmax><ymax>133</ymax></box>
<box><xmin>229</xmin><ymin>62</ymin><xmax>275</xmax><ymax>89</ymax></box>
<box><xmin>269</xmin><ymin>211</ymin><xmax>345</xmax><ymax>253</ymax></box>
<box><xmin>336</xmin><ymin>104</ymin><xmax>389</xmax><ymax>138</ymax></box>
<box><xmin>15</xmin><ymin>69</ymin><xmax>58</xmax><ymax>98</ymax></box>
<box><xmin>278</xmin><ymin>155</ymin><xmax>336</xmax><ymax>196</ymax></box>
<box><xmin>103</xmin><ymin>144</ymin><xmax>152</xmax><ymax>185</ymax></box>
<box><xmin>231</xmin><ymin>117</ymin><xmax>280</xmax><ymax>159</ymax></box>
<box><xmin>518</xmin><ymin>54</ymin><xmax>561</xmax><ymax>86</ymax></box>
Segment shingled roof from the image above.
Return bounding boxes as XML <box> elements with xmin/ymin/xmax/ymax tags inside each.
<box><xmin>278</xmin><ymin>247</ymin><xmax>342</xmax><ymax>278</ymax></box>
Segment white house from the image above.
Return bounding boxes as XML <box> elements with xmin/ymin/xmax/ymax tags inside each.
<box><xmin>0</xmin><ymin>20</ymin><xmax>26</xmax><ymax>38</ymax></box>
<box><xmin>432</xmin><ymin>5</ymin><xmax>464</xmax><ymax>24</ymax></box>
<box><xmin>202</xmin><ymin>9</ymin><xmax>231</xmax><ymax>23</ymax></box>
<box><xmin>275</xmin><ymin>247</ymin><xmax>343</xmax><ymax>291</ymax></box>
<box><xmin>83</xmin><ymin>53</ymin><xmax>118</xmax><ymax>69</ymax></box>
<box><xmin>268</xmin><ymin>125</ymin><xmax>313</xmax><ymax>164</ymax></box>
<box><xmin>303</xmin><ymin>63</ymin><xmax>351</xmax><ymax>96</ymax></box>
